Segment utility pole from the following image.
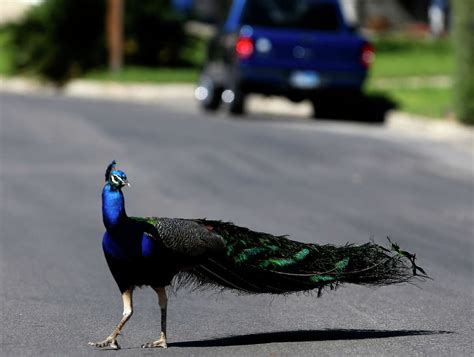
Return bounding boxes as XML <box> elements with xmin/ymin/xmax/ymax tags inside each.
<box><xmin>355</xmin><ymin>0</ymin><xmax>366</xmax><ymax>27</ymax></box>
<box><xmin>452</xmin><ymin>0</ymin><xmax>474</xmax><ymax>124</ymax></box>
<box><xmin>106</xmin><ymin>0</ymin><xmax>124</xmax><ymax>73</ymax></box>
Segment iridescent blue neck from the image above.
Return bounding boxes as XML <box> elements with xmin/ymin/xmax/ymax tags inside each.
<box><xmin>102</xmin><ymin>183</ymin><xmax>127</xmax><ymax>231</ymax></box>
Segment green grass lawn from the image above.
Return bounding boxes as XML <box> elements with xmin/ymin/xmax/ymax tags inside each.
<box><xmin>85</xmin><ymin>66</ymin><xmax>199</xmax><ymax>84</ymax></box>
<box><xmin>366</xmin><ymin>36</ymin><xmax>453</xmax><ymax>119</ymax></box>
<box><xmin>371</xmin><ymin>36</ymin><xmax>453</xmax><ymax>78</ymax></box>
<box><xmin>392</xmin><ymin>87</ymin><xmax>452</xmax><ymax>118</ymax></box>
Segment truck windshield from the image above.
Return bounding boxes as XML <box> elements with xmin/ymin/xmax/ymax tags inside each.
<box><xmin>242</xmin><ymin>0</ymin><xmax>341</xmax><ymax>31</ymax></box>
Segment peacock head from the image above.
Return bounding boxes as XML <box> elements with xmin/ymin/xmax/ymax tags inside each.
<box><xmin>105</xmin><ymin>160</ymin><xmax>130</xmax><ymax>190</ymax></box>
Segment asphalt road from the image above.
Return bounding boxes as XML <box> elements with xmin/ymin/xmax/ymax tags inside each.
<box><xmin>1</xmin><ymin>93</ymin><xmax>473</xmax><ymax>356</ymax></box>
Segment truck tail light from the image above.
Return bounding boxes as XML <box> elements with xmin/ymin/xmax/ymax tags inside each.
<box><xmin>361</xmin><ymin>42</ymin><xmax>375</xmax><ymax>68</ymax></box>
<box><xmin>236</xmin><ymin>37</ymin><xmax>254</xmax><ymax>59</ymax></box>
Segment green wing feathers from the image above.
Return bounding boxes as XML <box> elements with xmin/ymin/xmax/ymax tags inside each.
<box><xmin>176</xmin><ymin>220</ymin><xmax>427</xmax><ymax>296</ymax></box>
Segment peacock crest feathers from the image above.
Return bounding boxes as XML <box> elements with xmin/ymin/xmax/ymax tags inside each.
<box><xmin>105</xmin><ymin>160</ymin><xmax>117</xmax><ymax>182</ymax></box>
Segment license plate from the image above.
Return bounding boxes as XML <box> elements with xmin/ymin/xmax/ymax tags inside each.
<box><xmin>290</xmin><ymin>71</ymin><xmax>321</xmax><ymax>89</ymax></box>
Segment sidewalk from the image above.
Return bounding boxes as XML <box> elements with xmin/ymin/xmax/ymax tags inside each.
<box><xmin>370</xmin><ymin>75</ymin><xmax>452</xmax><ymax>90</ymax></box>
<box><xmin>1</xmin><ymin>76</ymin><xmax>472</xmax><ymax>150</ymax></box>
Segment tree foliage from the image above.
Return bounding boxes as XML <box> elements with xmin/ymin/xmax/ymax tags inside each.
<box><xmin>5</xmin><ymin>0</ymin><xmax>191</xmax><ymax>85</ymax></box>
<box><xmin>6</xmin><ymin>0</ymin><xmax>106</xmax><ymax>85</ymax></box>
<box><xmin>124</xmin><ymin>0</ymin><xmax>188</xmax><ymax>67</ymax></box>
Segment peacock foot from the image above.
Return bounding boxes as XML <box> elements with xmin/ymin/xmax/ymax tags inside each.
<box><xmin>88</xmin><ymin>337</ymin><xmax>121</xmax><ymax>350</ymax></box>
<box><xmin>141</xmin><ymin>333</ymin><xmax>167</xmax><ymax>349</ymax></box>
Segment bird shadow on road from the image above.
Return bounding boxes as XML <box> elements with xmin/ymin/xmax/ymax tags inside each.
<box><xmin>168</xmin><ymin>329</ymin><xmax>451</xmax><ymax>348</ymax></box>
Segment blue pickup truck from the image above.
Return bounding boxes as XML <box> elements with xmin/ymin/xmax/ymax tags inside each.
<box><xmin>193</xmin><ymin>0</ymin><xmax>374</xmax><ymax>116</ymax></box>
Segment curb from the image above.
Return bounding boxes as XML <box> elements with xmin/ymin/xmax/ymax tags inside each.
<box><xmin>65</xmin><ymin>80</ymin><xmax>194</xmax><ymax>102</ymax></box>
<box><xmin>0</xmin><ymin>76</ymin><xmax>58</xmax><ymax>96</ymax></box>
<box><xmin>0</xmin><ymin>76</ymin><xmax>195</xmax><ymax>102</ymax></box>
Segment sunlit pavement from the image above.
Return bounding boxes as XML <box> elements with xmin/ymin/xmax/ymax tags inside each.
<box><xmin>1</xmin><ymin>93</ymin><xmax>473</xmax><ymax>355</ymax></box>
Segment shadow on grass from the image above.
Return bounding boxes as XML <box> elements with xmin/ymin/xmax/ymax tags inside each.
<box><xmin>169</xmin><ymin>328</ymin><xmax>451</xmax><ymax>348</ymax></box>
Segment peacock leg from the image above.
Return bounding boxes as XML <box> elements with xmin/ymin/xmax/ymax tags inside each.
<box><xmin>141</xmin><ymin>287</ymin><xmax>168</xmax><ymax>348</ymax></box>
<box><xmin>88</xmin><ymin>289</ymin><xmax>133</xmax><ymax>350</ymax></box>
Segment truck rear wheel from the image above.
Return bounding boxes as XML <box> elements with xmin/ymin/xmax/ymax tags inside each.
<box><xmin>229</xmin><ymin>87</ymin><xmax>246</xmax><ymax>115</ymax></box>
<box><xmin>197</xmin><ymin>76</ymin><xmax>222</xmax><ymax>112</ymax></box>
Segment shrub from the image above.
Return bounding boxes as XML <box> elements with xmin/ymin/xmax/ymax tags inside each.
<box><xmin>5</xmin><ymin>0</ymin><xmax>192</xmax><ymax>85</ymax></box>
<box><xmin>6</xmin><ymin>0</ymin><xmax>106</xmax><ymax>85</ymax></box>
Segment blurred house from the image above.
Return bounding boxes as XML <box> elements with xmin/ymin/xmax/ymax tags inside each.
<box><xmin>347</xmin><ymin>0</ymin><xmax>446</xmax><ymax>34</ymax></box>
<box><xmin>345</xmin><ymin>0</ymin><xmax>413</xmax><ymax>30</ymax></box>
<box><xmin>176</xmin><ymin>0</ymin><xmax>444</xmax><ymax>34</ymax></box>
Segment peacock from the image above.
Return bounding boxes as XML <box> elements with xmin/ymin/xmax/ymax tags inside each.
<box><xmin>89</xmin><ymin>161</ymin><xmax>427</xmax><ymax>350</ymax></box>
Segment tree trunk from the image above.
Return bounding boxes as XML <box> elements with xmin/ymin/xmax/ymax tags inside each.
<box><xmin>106</xmin><ymin>0</ymin><xmax>124</xmax><ymax>73</ymax></box>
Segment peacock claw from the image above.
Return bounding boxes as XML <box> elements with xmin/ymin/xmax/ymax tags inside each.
<box><xmin>88</xmin><ymin>337</ymin><xmax>121</xmax><ymax>350</ymax></box>
<box><xmin>141</xmin><ymin>338</ymin><xmax>167</xmax><ymax>349</ymax></box>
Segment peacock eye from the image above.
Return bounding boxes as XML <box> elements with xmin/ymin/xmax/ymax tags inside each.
<box><xmin>111</xmin><ymin>175</ymin><xmax>119</xmax><ymax>184</ymax></box>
